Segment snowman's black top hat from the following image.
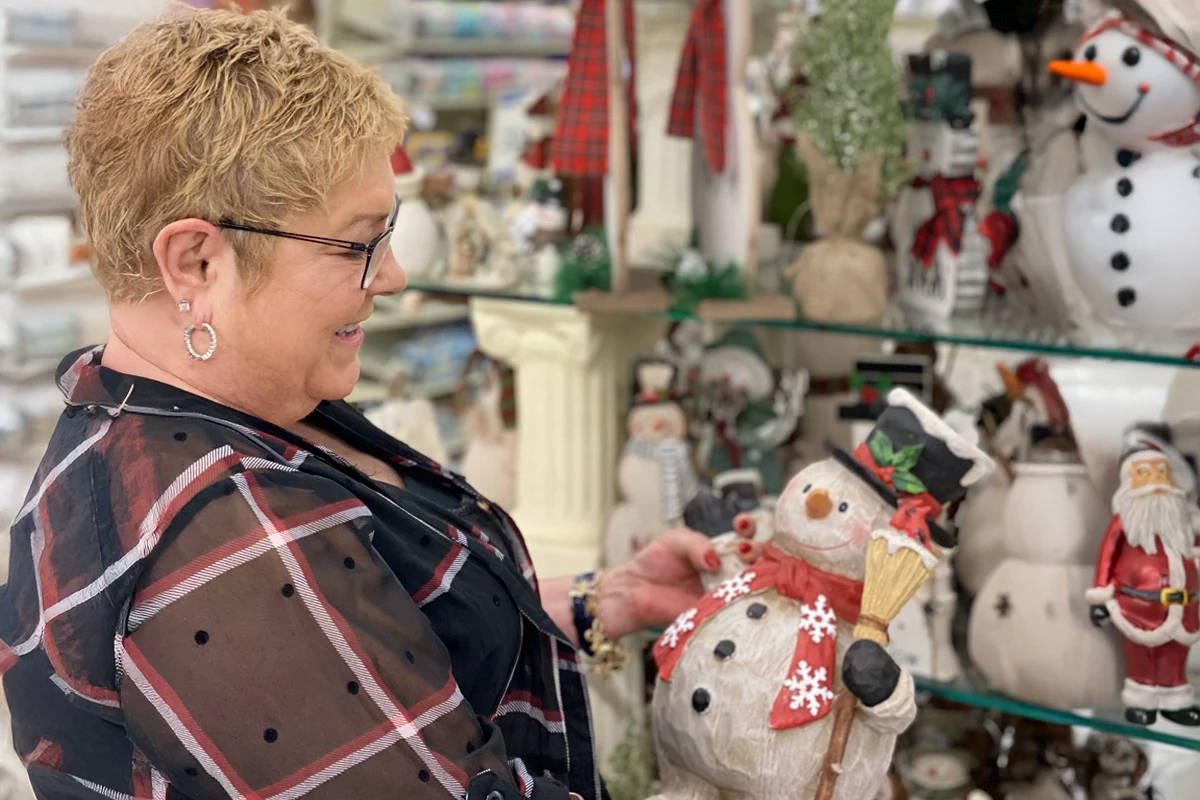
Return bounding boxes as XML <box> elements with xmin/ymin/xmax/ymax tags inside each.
<box><xmin>828</xmin><ymin>389</ymin><xmax>993</xmax><ymax>549</ymax></box>
<box><xmin>631</xmin><ymin>358</ymin><xmax>680</xmax><ymax>407</ymax></box>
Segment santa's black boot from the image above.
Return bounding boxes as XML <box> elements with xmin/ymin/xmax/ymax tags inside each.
<box><xmin>1124</xmin><ymin>707</ymin><xmax>1157</xmax><ymax>726</ymax></box>
<box><xmin>1161</xmin><ymin>706</ymin><xmax>1200</xmax><ymax>726</ymax></box>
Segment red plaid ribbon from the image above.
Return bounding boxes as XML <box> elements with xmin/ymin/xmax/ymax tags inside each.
<box><xmin>666</xmin><ymin>0</ymin><xmax>727</xmax><ymax>173</ymax></box>
<box><xmin>655</xmin><ymin>544</ymin><xmax>863</xmax><ymax>730</ymax></box>
<box><xmin>553</xmin><ymin>0</ymin><xmax>637</xmax><ymax>177</ymax></box>
<box><xmin>910</xmin><ymin>175</ymin><xmax>982</xmax><ymax>266</ymax></box>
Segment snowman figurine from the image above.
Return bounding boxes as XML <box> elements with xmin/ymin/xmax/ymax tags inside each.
<box><xmin>650</xmin><ymin>389</ymin><xmax>993</xmax><ymax>800</ymax></box>
<box><xmin>602</xmin><ymin>359</ymin><xmax>701</xmax><ymax>566</ymax></box>
<box><xmin>1049</xmin><ymin>2</ymin><xmax>1200</xmax><ymax>355</ymax></box>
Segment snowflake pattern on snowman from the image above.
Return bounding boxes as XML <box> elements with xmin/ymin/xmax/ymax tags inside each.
<box><xmin>784</xmin><ymin>660</ymin><xmax>835</xmax><ymax>716</ymax></box>
<box><xmin>662</xmin><ymin>608</ymin><xmax>698</xmax><ymax>649</ymax></box>
<box><xmin>714</xmin><ymin>571</ymin><xmax>757</xmax><ymax>604</ymax></box>
<box><xmin>1048</xmin><ymin>5</ymin><xmax>1200</xmax><ymax>355</ymax></box>
<box><xmin>798</xmin><ymin>594</ymin><xmax>838</xmax><ymax>644</ymax></box>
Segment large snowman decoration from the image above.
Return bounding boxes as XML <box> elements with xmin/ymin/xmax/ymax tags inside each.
<box><xmin>650</xmin><ymin>390</ymin><xmax>993</xmax><ymax>800</ymax></box>
<box><xmin>1049</xmin><ymin>2</ymin><xmax>1200</xmax><ymax>354</ymax></box>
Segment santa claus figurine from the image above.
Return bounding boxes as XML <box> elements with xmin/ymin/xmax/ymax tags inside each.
<box><xmin>1087</xmin><ymin>424</ymin><xmax>1200</xmax><ymax>726</ymax></box>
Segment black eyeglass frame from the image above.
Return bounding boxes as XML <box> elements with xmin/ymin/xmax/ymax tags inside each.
<box><xmin>218</xmin><ymin>194</ymin><xmax>401</xmax><ymax>290</ymax></box>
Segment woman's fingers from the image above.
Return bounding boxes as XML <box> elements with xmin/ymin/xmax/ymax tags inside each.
<box><xmin>733</xmin><ymin>513</ymin><xmax>757</xmax><ymax>540</ymax></box>
<box><xmin>659</xmin><ymin>527</ymin><xmax>721</xmax><ymax>572</ymax></box>
<box><xmin>735</xmin><ymin>540</ymin><xmax>764</xmax><ymax>564</ymax></box>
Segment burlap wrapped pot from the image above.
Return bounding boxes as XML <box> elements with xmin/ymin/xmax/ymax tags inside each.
<box><xmin>785</xmin><ymin>134</ymin><xmax>889</xmax><ymax>324</ymax></box>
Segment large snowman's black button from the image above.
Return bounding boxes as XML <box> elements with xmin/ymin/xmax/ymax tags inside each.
<box><xmin>1111</xmin><ymin>214</ymin><xmax>1131</xmax><ymax>234</ymax></box>
<box><xmin>714</xmin><ymin>640</ymin><xmax>736</xmax><ymax>660</ymax></box>
<box><xmin>1117</xmin><ymin>178</ymin><xmax>1133</xmax><ymax>197</ymax></box>
<box><xmin>691</xmin><ymin>688</ymin><xmax>712</xmax><ymax>713</ymax></box>
<box><xmin>746</xmin><ymin>603</ymin><xmax>768</xmax><ymax>620</ymax></box>
<box><xmin>1117</xmin><ymin>149</ymin><xmax>1141</xmax><ymax>168</ymax></box>
<box><xmin>1111</xmin><ymin>252</ymin><xmax>1130</xmax><ymax>271</ymax></box>
<box><xmin>1118</xmin><ymin>288</ymin><xmax>1137</xmax><ymax>307</ymax></box>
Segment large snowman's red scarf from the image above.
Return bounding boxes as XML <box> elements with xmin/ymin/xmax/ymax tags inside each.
<box><xmin>654</xmin><ymin>544</ymin><xmax>864</xmax><ymax>729</ymax></box>
<box><xmin>1081</xmin><ymin>11</ymin><xmax>1200</xmax><ymax>147</ymax></box>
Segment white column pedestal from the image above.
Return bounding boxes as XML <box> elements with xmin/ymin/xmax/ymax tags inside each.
<box><xmin>470</xmin><ymin>298</ymin><xmax>667</xmax><ymax>578</ymax></box>
<box><xmin>470</xmin><ymin>298</ymin><xmax>666</xmax><ymax>774</ymax></box>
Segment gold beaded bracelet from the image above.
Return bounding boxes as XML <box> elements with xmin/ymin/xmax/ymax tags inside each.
<box><xmin>569</xmin><ymin>571</ymin><xmax>631</xmax><ymax>675</ymax></box>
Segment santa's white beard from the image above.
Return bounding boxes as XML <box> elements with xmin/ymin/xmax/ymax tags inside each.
<box><xmin>1115</xmin><ymin>485</ymin><xmax>1196</xmax><ymax>556</ymax></box>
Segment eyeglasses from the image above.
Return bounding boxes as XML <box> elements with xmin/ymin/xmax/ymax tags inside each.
<box><xmin>218</xmin><ymin>195</ymin><xmax>401</xmax><ymax>290</ymax></box>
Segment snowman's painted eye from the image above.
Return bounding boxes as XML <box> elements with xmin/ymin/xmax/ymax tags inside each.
<box><xmin>838</xmin><ymin>502</ymin><xmax>849</xmax><ymax>513</ymax></box>
<box><xmin>1123</xmin><ymin>47</ymin><xmax>1141</xmax><ymax>67</ymax></box>
<box><xmin>803</xmin><ymin>484</ymin><xmax>812</xmax><ymax>493</ymax></box>
<box><xmin>1084</xmin><ymin>44</ymin><xmax>1098</xmax><ymax>61</ymax></box>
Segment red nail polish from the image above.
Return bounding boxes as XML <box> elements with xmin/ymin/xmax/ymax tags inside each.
<box><xmin>705</xmin><ymin>552</ymin><xmax>721</xmax><ymax>570</ymax></box>
<box><xmin>738</xmin><ymin>542</ymin><xmax>752</xmax><ymax>554</ymax></box>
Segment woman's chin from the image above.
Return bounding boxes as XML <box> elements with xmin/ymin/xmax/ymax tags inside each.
<box><xmin>312</xmin><ymin>361</ymin><xmax>362</xmax><ymax>402</ymax></box>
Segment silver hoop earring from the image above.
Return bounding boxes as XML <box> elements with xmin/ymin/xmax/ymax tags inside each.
<box><xmin>184</xmin><ymin>323</ymin><xmax>217</xmax><ymax>362</ymax></box>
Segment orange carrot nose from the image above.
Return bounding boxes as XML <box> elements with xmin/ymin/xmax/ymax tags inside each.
<box><xmin>1049</xmin><ymin>60</ymin><xmax>1107</xmax><ymax>86</ymax></box>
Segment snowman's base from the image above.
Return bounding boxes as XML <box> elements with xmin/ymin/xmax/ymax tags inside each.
<box><xmin>693</xmin><ymin>293</ymin><xmax>796</xmax><ymax>322</ymax></box>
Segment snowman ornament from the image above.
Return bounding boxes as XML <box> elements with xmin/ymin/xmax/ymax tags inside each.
<box><xmin>1049</xmin><ymin>3</ymin><xmax>1200</xmax><ymax>355</ymax></box>
<box><xmin>650</xmin><ymin>390</ymin><xmax>993</xmax><ymax>800</ymax></box>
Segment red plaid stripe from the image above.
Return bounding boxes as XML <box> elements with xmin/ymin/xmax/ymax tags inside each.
<box><xmin>493</xmin><ymin>690</ymin><xmax>566</xmax><ymax>734</ymax></box>
<box><xmin>667</xmin><ymin>0</ymin><xmax>727</xmax><ymax>173</ymax></box>
<box><xmin>553</xmin><ymin>0</ymin><xmax>637</xmax><ymax>177</ymax></box>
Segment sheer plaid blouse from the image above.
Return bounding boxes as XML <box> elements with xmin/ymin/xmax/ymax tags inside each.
<box><xmin>0</xmin><ymin>348</ymin><xmax>600</xmax><ymax>800</ymax></box>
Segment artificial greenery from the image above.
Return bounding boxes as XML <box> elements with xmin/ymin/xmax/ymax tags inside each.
<box><xmin>667</xmin><ymin>263</ymin><xmax>749</xmax><ymax>314</ymax></box>
<box><xmin>552</xmin><ymin>230</ymin><xmax>611</xmax><ymax>302</ymax></box>
<box><xmin>866</xmin><ymin>430</ymin><xmax>927</xmax><ymax>495</ymax></box>
<box><xmin>793</xmin><ymin>0</ymin><xmax>912</xmax><ymax>199</ymax></box>
<box><xmin>605</xmin><ymin>721</ymin><xmax>661</xmax><ymax>800</ymax></box>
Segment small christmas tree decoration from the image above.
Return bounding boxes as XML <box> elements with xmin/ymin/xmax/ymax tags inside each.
<box><xmin>785</xmin><ymin>0</ymin><xmax>912</xmax><ymax>324</ymax></box>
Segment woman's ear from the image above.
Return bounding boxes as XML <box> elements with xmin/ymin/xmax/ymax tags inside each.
<box><xmin>152</xmin><ymin>219</ymin><xmax>227</xmax><ymax>306</ymax></box>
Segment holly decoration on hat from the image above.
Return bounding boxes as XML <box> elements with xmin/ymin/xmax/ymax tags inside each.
<box><xmin>866</xmin><ymin>430</ymin><xmax>927</xmax><ymax>495</ymax></box>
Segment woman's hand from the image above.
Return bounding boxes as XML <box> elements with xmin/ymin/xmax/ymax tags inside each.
<box><xmin>597</xmin><ymin>526</ymin><xmax>761</xmax><ymax>640</ymax></box>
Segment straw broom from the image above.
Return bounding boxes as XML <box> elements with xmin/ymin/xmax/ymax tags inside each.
<box><xmin>814</xmin><ymin>531</ymin><xmax>941</xmax><ymax>800</ymax></box>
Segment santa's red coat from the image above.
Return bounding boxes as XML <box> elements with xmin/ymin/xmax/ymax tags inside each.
<box><xmin>1091</xmin><ymin>515</ymin><xmax>1200</xmax><ymax>639</ymax></box>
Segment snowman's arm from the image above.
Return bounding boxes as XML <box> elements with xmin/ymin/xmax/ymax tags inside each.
<box><xmin>854</xmin><ymin>668</ymin><xmax>918</xmax><ymax>736</ymax></box>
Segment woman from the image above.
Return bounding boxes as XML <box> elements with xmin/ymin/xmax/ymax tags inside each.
<box><xmin>0</xmin><ymin>9</ymin><xmax>759</xmax><ymax>800</ymax></box>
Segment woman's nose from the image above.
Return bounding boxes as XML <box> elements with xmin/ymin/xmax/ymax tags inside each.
<box><xmin>369</xmin><ymin>246</ymin><xmax>407</xmax><ymax>296</ymax></box>
<box><xmin>806</xmin><ymin>488</ymin><xmax>833</xmax><ymax>520</ymax></box>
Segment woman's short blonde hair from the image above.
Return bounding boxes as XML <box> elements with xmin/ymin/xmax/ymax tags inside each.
<box><xmin>66</xmin><ymin>8</ymin><xmax>407</xmax><ymax>303</ymax></box>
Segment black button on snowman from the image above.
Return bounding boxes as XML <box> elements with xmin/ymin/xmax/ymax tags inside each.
<box><xmin>1050</xmin><ymin>3</ymin><xmax>1200</xmax><ymax>353</ymax></box>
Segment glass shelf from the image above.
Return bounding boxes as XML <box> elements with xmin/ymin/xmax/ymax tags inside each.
<box><xmin>914</xmin><ymin>677</ymin><xmax>1200</xmax><ymax>752</ymax></box>
<box><xmin>405</xmin><ymin>280</ymin><xmax>1200</xmax><ymax>371</ymax></box>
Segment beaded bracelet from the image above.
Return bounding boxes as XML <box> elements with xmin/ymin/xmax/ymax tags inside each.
<box><xmin>568</xmin><ymin>571</ymin><xmax>630</xmax><ymax>675</ymax></box>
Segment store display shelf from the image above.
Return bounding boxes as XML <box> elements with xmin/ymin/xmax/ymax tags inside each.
<box><xmin>361</xmin><ymin>299</ymin><xmax>469</xmax><ymax>333</ymax></box>
<box><xmin>0</xmin><ymin>126</ymin><xmax>65</xmax><ymax>144</ymax></box>
<box><xmin>2</xmin><ymin>267</ymin><xmax>97</xmax><ymax>295</ymax></box>
<box><xmin>403</xmin><ymin>280</ymin><xmax>1200</xmax><ymax>371</ymax></box>
<box><xmin>914</xmin><ymin>677</ymin><xmax>1200</xmax><ymax>752</ymax></box>
<box><xmin>0</xmin><ymin>357</ymin><xmax>58</xmax><ymax>382</ymax></box>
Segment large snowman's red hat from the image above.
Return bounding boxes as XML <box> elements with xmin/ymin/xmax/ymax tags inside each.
<box><xmin>390</xmin><ymin>142</ymin><xmax>425</xmax><ymax>200</ymax></box>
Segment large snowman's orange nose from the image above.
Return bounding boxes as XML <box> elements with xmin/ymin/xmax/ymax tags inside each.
<box><xmin>1049</xmin><ymin>60</ymin><xmax>1107</xmax><ymax>86</ymax></box>
<box><xmin>806</xmin><ymin>489</ymin><xmax>833</xmax><ymax>520</ymax></box>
